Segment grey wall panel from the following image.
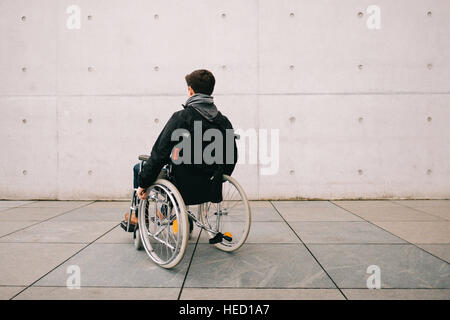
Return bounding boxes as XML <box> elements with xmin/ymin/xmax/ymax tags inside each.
<box><xmin>55</xmin><ymin>0</ymin><xmax>258</xmax><ymax>95</ymax></box>
<box><xmin>0</xmin><ymin>1</ymin><xmax>449</xmax><ymax>199</ymax></box>
<box><xmin>56</xmin><ymin>96</ymin><xmax>181</xmax><ymax>200</ymax></box>
<box><xmin>258</xmin><ymin>94</ymin><xmax>450</xmax><ymax>199</ymax></box>
<box><xmin>0</xmin><ymin>0</ymin><xmax>57</xmax><ymax>95</ymax></box>
<box><xmin>259</xmin><ymin>0</ymin><xmax>450</xmax><ymax>93</ymax></box>
<box><xmin>0</xmin><ymin>97</ymin><xmax>58</xmax><ymax>199</ymax></box>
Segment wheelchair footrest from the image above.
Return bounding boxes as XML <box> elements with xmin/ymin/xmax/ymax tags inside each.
<box><xmin>209</xmin><ymin>232</ymin><xmax>232</xmax><ymax>244</ymax></box>
<box><xmin>120</xmin><ymin>220</ymin><xmax>136</xmax><ymax>233</ymax></box>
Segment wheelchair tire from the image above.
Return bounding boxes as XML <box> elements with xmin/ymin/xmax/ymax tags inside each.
<box><xmin>201</xmin><ymin>174</ymin><xmax>251</xmax><ymax>252</ymax></box>
<box><xmin>138</xmin><ymin>179</ymin><xmax>189</xmax><ymax>269</ymax></box>
<box><xmin>134</xmin><ymin>227</ymin><xmax>143</xmax><ymax>250</ymax></box>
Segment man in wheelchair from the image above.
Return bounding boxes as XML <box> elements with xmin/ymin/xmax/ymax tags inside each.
<box><xmin>122</xmin><ymin>69</ymin><xmax>238</xmax><ymax>236</ymax></box>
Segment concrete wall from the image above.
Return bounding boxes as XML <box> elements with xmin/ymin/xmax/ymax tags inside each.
<box><xmin>0</xmin><ymin>0</ymin><xmax>449</xmax><ymax>200</ymax></box>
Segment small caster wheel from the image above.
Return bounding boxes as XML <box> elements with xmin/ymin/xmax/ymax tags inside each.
<box><xmin>134</xmin><ymin>227</ymin><xmax>143</xmax><ymax>250</ymax></box>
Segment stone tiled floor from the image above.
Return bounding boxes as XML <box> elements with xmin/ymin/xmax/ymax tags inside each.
<box><xmin>0</xmin><ymin>199</ymin><xmax>449</xmax><ymax>300</ymax></box>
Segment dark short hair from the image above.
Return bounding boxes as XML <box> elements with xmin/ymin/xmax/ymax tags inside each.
<box><xmin>185</xmin><ymin>69</ymin><xmax>215</xmax><ymax>95</ymax></box>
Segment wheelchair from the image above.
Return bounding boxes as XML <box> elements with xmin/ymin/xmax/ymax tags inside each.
<box><xmin>126</xmin><ymin>154</ymin><xmax>251</xmax><ymax>269</ymax></box>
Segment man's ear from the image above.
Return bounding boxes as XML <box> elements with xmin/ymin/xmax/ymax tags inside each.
<box><xmin>188</xmin><ymin>86</ymin><xmax>195</xmax><ymax>97</ymax></box>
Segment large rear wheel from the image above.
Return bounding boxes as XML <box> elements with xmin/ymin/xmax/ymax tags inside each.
<box><xmin>200</xmin><ymin>175</ymin><xmax>251</xmax><ymax>252</ymax></box>
<box><xmin>138</xmin><ymin>179</ymin><xmax>189</xmax><ymax>269</ymax></box>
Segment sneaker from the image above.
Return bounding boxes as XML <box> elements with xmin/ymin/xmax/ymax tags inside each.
<box><xmin>120</xmin><ymin>212</ymin><xmax>138</xmax><ymax>233</ymax></box>
<box><xmin>125</xmin><ymin>212</ymin><xmax>138</xmax><ymax>225</ymax></box>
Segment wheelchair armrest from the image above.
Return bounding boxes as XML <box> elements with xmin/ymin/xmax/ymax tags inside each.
<box><xmin>138</xmin><ymin>154</ymin><xmax>150</xmax><ymax>161</ymax></box>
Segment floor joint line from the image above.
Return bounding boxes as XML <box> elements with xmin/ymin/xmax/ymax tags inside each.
<box><xmin>9</xmin><ymin>222</ymin><xmax>119</xmax><ymax>300</ymax></box>
<box><xmin>269</xmin><ymin>201</ymin><xmax>348</xmax><ymax>300</ymax></box>
<box><xmin>177</xmin><ymin>228</ymin><xmax>202</xmax><ymax>300</ymax></box>
<box><xmin>329</xmin><ymin>201</ymin><xmax>450</xmax><ymax>265</ymax></box>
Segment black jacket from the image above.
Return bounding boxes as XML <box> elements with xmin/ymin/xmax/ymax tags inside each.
<box><xmin>138</xmin><ymin>105</ymin><xmax>238</xmax><ymax>205</ymax></box>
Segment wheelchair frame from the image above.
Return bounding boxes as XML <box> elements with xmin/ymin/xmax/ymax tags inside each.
<box><xmin>127</xmin><ymin>153</ymin><xmax>251</xmax><ymax>269</ymax></box>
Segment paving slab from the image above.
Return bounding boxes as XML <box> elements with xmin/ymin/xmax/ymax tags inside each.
<box><xmin>52</xmin><ymin>206</ymin><xmax>127</xmax><ymax>222</ymax></box>
<box><xmin>308</xmin><ymin>244</ymin><xmax>450</xmax><ymax>289</ymax></box>
<box><xmin>393</xmin><ymin>200</ymin><xmax>450</xmax><ymax>219</ymax></box>
<box><xmin>21</xmin><ymin>201</ymin><xmax>92</xmax><ymax>209</ymax></box>
<box><xmin>0</xmin><ymin>221</ymin><xmax>37</xmax><ymax>237</ymax></box>
<box><xmin>0</xmin><ymin>286</ymin><xmax>27</xmax><ymax>300</ymax></box>
<box><xmin>35</xmin><ymin>243</ymin><xmax>194</xmax><ymax>288</ymax></box>
<box><xmin>289</xmin><ymin>221</ymin><xmax>406</xmax><ymax>244</ymax></box>
<box><xmin>180</xmin><ymin>288</ymin><xmax>345</xmax><ymax>300</ymax></box>
<box><xmin>332</xmin><ymin>200</ymin><xmax>402</xmax><ymax>208</ymax></box>
<box><xmin>248</xmin><ymin>201</ymin><xmax>274</xmax><ymax>208</ymax></box>
<box><xmin>0</xmin><ymin>201</ymin><xmax>35</xmax><ymax>208</ymax></box>
<box><xmin>0</xmin><ymin>243</ymin><xmax>85</xmax><ymax>286</ymax></box>
<box><xmin>409</xmin><ymin>207</ymin><xmax>450</xmax><ymax>221</ymax></box>
<box><xmin>0</xmin><ymin>221</ymin><xmax>118</xmax><ymax>243</ymax></box>
<box><xmin>14</xmin><ymin>286</ymin><xmax>179</xmax><ymax>300</ymax></box>
<box><xmin>95</xmin><ymin>225</ymin><xmax>135</xmax><ymax>244</ymax></box>
<box><xmin>343</xmin><ymin>289</ymin><xmax>450</xmax><ymax>300</ymax></box>
<box><xmin>184</xmin><ymin>244</ymin><xmax>336</xmax><ymax>288</ymax></box>
<box><xmin>249</xmin><ymin>207</ymin><xmax>283</xmax><ymax>222</ymax></box>
<box><xmin>372</xmin><ymin>221</ymin><xmax>450</xmax><ymax>244</ymax></box>
<box><xmin>84</xmin><ymin>201</ymin><xmax>129</xmax><ymax>209</ymax></box>
<box><xmin>334</xmin><ymin>206</ymin><xmax>441</xmax><ymax>222</ymax></box>
<box><xmin>416</xmin><ymin>244</ymin><xmax>450</xmax><ymax>263</ymax></box>
<box><xmin>392</xmin><ymin>200</ymin><xmax>450</xmax><ymax>207</ymax></box>
<box><xmin>236</xmin><ymin>222</ymin><xmax>300</xmax><ymax>244</ymax></box>
<box><xmin>197</xmin><ymin>222</ymin><xmax>300</xmax><ymax>244</ymax></box>
<box><xmin>0</xmin><ymin>207</ymin><xmax>74</xmax><ymax>221</ymax></box>
<box><xmin>273</xmin><ymin>206</ymin><xmax>363</xmax><ymax>222</ymax></box>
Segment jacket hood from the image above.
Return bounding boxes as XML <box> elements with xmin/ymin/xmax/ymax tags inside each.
<box><xmin>183</xmin><ymin>93</ymin><xmax>218</xmax><ymax>122</ymax></box>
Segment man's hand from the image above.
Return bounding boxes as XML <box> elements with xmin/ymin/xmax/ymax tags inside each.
<box><xmin>137</xmin><ymin>187</ymin><xmax>148</xmax><ymax>200</ymax></box>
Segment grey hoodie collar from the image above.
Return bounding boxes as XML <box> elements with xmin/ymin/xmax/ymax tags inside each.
<box><xmin>183</xmin><ymin>93</ymin><xmax>218</xmax><ymax>122</ymax></box>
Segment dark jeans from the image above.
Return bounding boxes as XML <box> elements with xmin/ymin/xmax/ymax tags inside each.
<box><xmin>133</xmin><ymin>161</ymin><xmax>166</xmax><ymax>189</ymax></box>
<box><xmin>133</xmin><ymin>163</ymin><xmax>141</xmax><ymax>189</ymax></box>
